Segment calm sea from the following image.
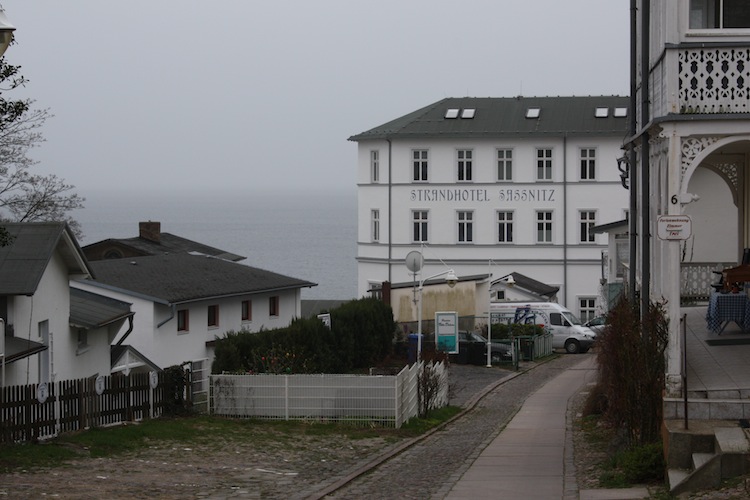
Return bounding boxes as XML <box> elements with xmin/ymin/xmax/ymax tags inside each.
<box><xmin>72</xmin><ymin>189</ymin><xmax>358</xmax><ymax>301</ymax></box>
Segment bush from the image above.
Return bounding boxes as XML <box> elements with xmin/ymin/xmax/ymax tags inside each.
<box><xmin>490</xmin><ymin>322</ymin><xmax>545</xmax><ymax>339</ymax></box>
<box><xmin>211</xmin><ymin>297</ymin><xmax>397</xmax><ymax>374</ymax></box>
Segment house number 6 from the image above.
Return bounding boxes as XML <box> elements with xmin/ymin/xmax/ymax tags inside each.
<box><xmin>671</xmin><ymin>195</ymin><xmax>678</xmax><ymax>204</ymax></box>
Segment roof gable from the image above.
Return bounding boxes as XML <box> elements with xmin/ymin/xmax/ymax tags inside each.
<box><xmin>0</xmin><ymin>222</ymin><xmax>92</xmax><ymax>295</ymax></box>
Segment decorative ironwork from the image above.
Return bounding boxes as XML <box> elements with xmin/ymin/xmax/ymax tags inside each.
<box><xmin>681</xmin><ymin>137</ymin><xmax>721</xmax><ymax>177</ymax></box>
<box><xmin>679</xmin><ymin>48</ymin><xmax>750</xmax><ymax>113</ymax></box>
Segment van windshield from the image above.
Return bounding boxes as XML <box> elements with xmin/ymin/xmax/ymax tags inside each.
<box><xmin>562</xmin><ymin>311</ymin><xmax>583</xmax><ymax>326</ymax></box>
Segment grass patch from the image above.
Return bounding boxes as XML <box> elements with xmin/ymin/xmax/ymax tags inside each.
<box><xmin>0</xmin><ymin>409</ymin><xmax>462</xmax><ymax>473</ymax></box>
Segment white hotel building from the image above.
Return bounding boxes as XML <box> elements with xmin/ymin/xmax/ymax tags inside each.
<box><xmin>349</xmin><ymin>96</ymin><xmax>630</xmax><ymax>321</ymax></box>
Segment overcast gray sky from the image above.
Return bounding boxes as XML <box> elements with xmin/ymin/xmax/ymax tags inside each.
<box><xmin>2</xmin><ymin>1</ymin><xmax>629</xmax><ymax>197</ymax></box>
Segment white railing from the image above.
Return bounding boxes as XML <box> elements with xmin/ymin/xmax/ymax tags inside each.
<box><xmin>680</xmin><ymin>262</ymin><xmax>734</xmax><ymax>303</ymax></box>
<box><xmin>189</xmin><ymin>358</ymin><xmax>211</xmax><ymax>413</ymax></box>
<box><xmin>678</xmin><ymin>47</ymin><xmax>750</xmax><ymax>114</ymax></box>
<box><xmin>209</xmin><ymin>361</ymin><xmax>447</xmax><ymax>428</ymax></box>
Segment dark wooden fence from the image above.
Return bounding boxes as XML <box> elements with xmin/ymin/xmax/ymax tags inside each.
<box><xmin>0</xmin><ymin>372</ymin><xmax>171</xmax><ymax>444</ymax></box>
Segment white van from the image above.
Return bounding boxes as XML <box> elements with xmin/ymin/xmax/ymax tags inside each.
<box><xmin>489</xmin><ymin>301</ymin><xmax>596</xmax><ymax>354</ymax></box>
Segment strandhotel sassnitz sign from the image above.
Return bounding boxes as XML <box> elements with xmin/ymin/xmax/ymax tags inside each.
<box><xmin>657</xmin><ymin>215</ymin><xmax>692</xmax><ymax>241</ymax></box>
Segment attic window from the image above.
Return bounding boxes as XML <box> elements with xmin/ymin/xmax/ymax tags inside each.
<box><xmin>445</xmin><ymin>109</ymin><xmax>459</xmax><ymax>119</ymax></box>
<box><xmin>595</xmin><ymin>107</ymin><xmax>609</xmax><ymax>118</ymax></box>
<box><xmin>461</xmin><ymin>108</ymin><xmax>475</xmax><ymax>119</ymax></box>
<box><xmin>526</xmin><ymin>108</ymin><xmax>540</xmax><ymax>119</ymax></box>
<box><xmin>614</xmin><ymin>107</ymin><xmax>627</xmax><ymax>117</ymax></box>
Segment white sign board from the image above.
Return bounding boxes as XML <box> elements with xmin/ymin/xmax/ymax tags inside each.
<box><xmin>657</xmin><ymin>215</ymin><xmax>692</xmax><ymax>240</ymax></box>
<box><xmin>435</xmin><ymin>311</ymin><xmax>458</xmax><ymax>354</ymax></box>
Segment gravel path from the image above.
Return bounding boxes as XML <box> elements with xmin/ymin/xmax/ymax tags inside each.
<box><xmin>320</xmin><ymin>353</ymin><xmax>590</xmax><ymax>500</ymax></box>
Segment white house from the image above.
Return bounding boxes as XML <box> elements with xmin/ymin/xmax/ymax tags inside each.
<box><xmin>0</xmin><ymin>223</ymin><xmax>133</xmax><ymax>386</ymax></box>
<box><xmin>627</xmin><ymin>1</ymin><xmax>750</xmax><ymax>397</ymax></box>
<box><xmin>350</xmin><ymin>96</ymin><xmax>630</xmax><ymax>323</ymax></box>
<box><xmin>72</xmin><ymin>253</ymin><xmax>317</xmax><ymax>373</ymax></box>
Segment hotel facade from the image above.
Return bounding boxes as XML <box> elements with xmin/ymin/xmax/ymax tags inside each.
<box><xmin>350</xmin><ymin>96</ymin><xmax>630</xmax><ymax>322</ymax></box>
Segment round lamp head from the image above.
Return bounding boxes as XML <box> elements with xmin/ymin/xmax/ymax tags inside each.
<box><xmin>506</xmin><ymin>275</ymin><xmax>516</xmax><ymax>287</ymax></box>
<box><xmin>445</xmin><ymin>269</ymin><xmax>458</xmax><ymax>288</ymax></box>
<box><xmin>0</xmin><ymin>10</ymin><xmax>15</xmax><ymax>58</ymax></box>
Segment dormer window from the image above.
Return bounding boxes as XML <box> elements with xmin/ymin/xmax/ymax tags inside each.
<box><xmin>614</xmin><ymin>107</ymin><xmax>628</xmax><ymax>117</ymax></box>
<box><xmin>445</xmin><ymin>109</ymin><xmax>459</xmax><ymax>119</ymax></box>
<box><xmin>526</xmin><ymin>108</ymin><xmax>540</xmax><ymax>119</ymax></box>
<box><xmin>461</xmin><ymin>108</ymin><xmax>475</xmax><ymax>119</ymax></box>
<box><xmin>595</xmin><ymin>107</ymin><xmax>609</xmax><ymax>118</ymax></box>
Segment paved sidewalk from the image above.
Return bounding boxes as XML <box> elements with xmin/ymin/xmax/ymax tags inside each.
<box><xmin>443</xmin><ymin>356</ymin><xmax>650</xmax><ymax>500</ymax></box>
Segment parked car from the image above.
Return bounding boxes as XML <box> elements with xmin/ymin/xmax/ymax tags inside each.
<box><xmin>584</xmin><ymin>316</ymin><xmax>607</xmax><ymax>335</ymax></box>
<box><xmin>456</xmin><ymin>330</ymin><xmax>512</xmax><ymax>365</ymax></box>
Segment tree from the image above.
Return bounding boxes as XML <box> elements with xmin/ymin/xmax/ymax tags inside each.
<box><xmin>0</xmin><ymin>54</ymin><xmax>84</xmax><ymax>242</ymax></box>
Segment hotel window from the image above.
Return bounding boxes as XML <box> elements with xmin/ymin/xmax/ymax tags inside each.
<box><xmin>536</xmin><ymin>148</ymin><xmax>552</xmax><ymax>181</ymax></box>
<box><xmin>242</xmin><ymin>300</ymin><xmax>252</xmax><ymax>321</ymax></box>
<box><xmin>457</xmin><ymin>149</ymin><xmax>472</xmax><ymax>182</ymax></box>
<box><xmin>371</xmin><ymin>209</ymin><xmax>380</xmax><ymax>242</ymax></box>
<box><xmin>579</xmin><ymin>297</ymin><xmax>597</xmax><ymax>323</ymax></box>
<box><xmin>536</xmin><ymin>211</ymin><xmax>553</xmax><ymax>243</ymax></box>
<box><xmin>412</xmin><ymin>149</ymin><xmax>428</xmax><ymax>182</ymax></box>
<box><xmin>207</xmin><ymin>304</ymin><xmax>219</xmax><ymax>328</ymax></box>
<box><xmin>178</xmin><ymin>309</ymin><xmax>189</xmax><ymax>332</ymax></box>
<box><xmin>457</xmin><ymin>211</ymin><xmax>473</xmax><ymax>243</ymax></box>
<box><xmin>580</xmin><ymin>148</ymin><xmax>596</xmax><ymax>180</ymax></box>
<box><xmin>370</xmin><ymin>150</ymin><xmax>379</xmax><ymax>183</ymax></box>
<box><xmin>412</xmin><ymin>210</ymin><xmax>428</xmax><ymax>243</ymax></box>
<box><xmin>690</xmin><ymin>0</ymin><xmax>750</xmax><ymax>29</ymax></box>
<box><xmin>497</xmin><ymin>211</ymin><xmax>513</xmax><ymax>243</ymax></box>
<box><xmin>269</xmin><ymin>296</ymin><xmax>280</xmax><ymax>317</ymax></box>
<box><xmin>497</xmin><ymin>149</ymin><xmax>512</xmax><ymax>181</ymax></box>
<box><xmin>580</xmin><ymin>211</ymin><xmax>596</xmax><ymax>243</ymax></box>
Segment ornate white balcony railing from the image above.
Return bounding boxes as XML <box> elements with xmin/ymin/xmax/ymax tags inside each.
<box><xmin>678</xmin><ymin>47</ymin><xmax>750</xmax><ymax>114</ymax></box>
<box><xmin>680</xmin><ymin>262</ymin><xmax>735</xmax><ymax>303</ymax></box>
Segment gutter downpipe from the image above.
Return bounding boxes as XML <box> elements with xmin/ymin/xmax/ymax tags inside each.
<box><xmin>157</xmin><ymin>304</ymin><xmax>176</xmax><ymax>328</ymax></box>
<box><xmin>115</xmin><ymin>315</ymin><xmax>135</xmax><ymax>347</ymax></box>
<box><xmin>387</xmin><ymin>138</ymin><xmax>393</xmax><ymax>285</ymax></box>
<box><xmin>629</xmin><ymin>0</ymin><xmax>638</xmax><ymax>301</ymax></box>
<box><xmin>641</xmin><ymin>0</ymin><xmax>651</xmax><ymax>325</ymax></box>
<box><xmin>563</xmin><ymin>134</ymin><xmax>568</xmax><ymax>307</ymax></box>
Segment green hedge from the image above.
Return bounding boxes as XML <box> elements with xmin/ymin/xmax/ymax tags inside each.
<box><xmin>211</xmin><ymin>297</ymin><xmax>396</xmax><ymax>374</ymax></box>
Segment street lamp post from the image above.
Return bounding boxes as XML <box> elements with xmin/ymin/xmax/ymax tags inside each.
<box><xmin>486</xmin><ymin>265</ymin><xmax>515</xmax><ymax>367</ymax></box>
<box><xmin>416</xmin><ymin>268</ymin><xmax>458</xmax><ymax>361</ymax></box>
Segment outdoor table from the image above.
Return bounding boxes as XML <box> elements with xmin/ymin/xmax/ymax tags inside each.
<box><xmin>706</xmin><ymin>291</ymin><xmax>750</xmax><ymax>334</ymax></box>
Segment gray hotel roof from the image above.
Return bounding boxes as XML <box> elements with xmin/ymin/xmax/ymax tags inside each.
<box><xmin>83</xmin><ymin>253</ymin><xmax>317</xmax><ymax>305</ymax></box>
<box><xmin>348</xmin><ymin>96</ymin><xmax>629</xmax><ymax>141</ymax></box>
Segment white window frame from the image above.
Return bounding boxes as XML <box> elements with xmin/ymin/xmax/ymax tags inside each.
<box><xmin>497</xmin><ymin>149</ymin><xmax>513</xmax><ymax>181</ymax></box>
<box><xmin>578</xmin><ymin>297</ymin><xmax>597</xmax><ymax>323</ymax></box>
<box><xmin>580</xmin><ymin>148</ymin><xmax>596</xmax><ymax>181</ymax></box>
<box><xmin>457</xmin><ymin>210</ymin><xmax>473</xmax><ymax>243</ymax></box>
<box><xmin>412</xmin><ymin>149</ymin><xmax>428</xmax><ymax>182</ymax></box>
<box><xmin>536</xmin><ymin>210</ymin><xmax>553</xmax><ymax>243</ymax></box>
<box><xmin>536</xmin><ymin>148</ymin><xmax>553</xmax><ymax>181</ymax></box>
<box><xmin>412</xmin><ymin>210</ymin><xmax>428</xmax><ymax>243</ymax></box>
<box><xmin>371</xmin><ymin>209</ymin><xmax>380</xmax><ymax>242</ymax></box>
<box><xmin>457</xmin><ymin>149</ymin><xmax>473</xmax><ymax>182</ymax></box>
<box><xmin>497</xmin><ymin>210</ymin><xmax>514</xmax><ymax>243</ymax></box>
<box><xmin>370</xmin><ymin>150</ymin><xmax>379</xmax><ymax>183</ymax></box>
<box><xmin>689</xmin><ymin>0</ymin><xmax>750</xmax><ymax>30</ymax></box>
<box><xmin>579</xmin><ymin>210</ymin><xmax>597</xmax><ymax>243</ymax></box>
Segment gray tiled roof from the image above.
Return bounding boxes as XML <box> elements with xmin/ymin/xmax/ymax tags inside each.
<box><xmin>0</xmin><ymin>222</ymin><xmax>91</xmax><ymax>296</ymax></box>
<box><xmin>348</xmin><ymin>96</ymin><xmax>629</xmax><ymax>141</ymax></box>
<box><xmin>83</xmin><ymin>253</ymin><xmax>317</xmax><ymax>305</ymax></box>
<box><xmin>496</xmin><ymin>272</ymin><xmax>560</xmax><ymax>298</ymax></box>
<box><xmin>70</xmin><ymin>287</ymin><xmax>133</xmax><ymax>329</ymax></box>
<box><xmin>85</xmin><ymin>233</ymin><xmax>245</xmax><ymax>262</ymax></box>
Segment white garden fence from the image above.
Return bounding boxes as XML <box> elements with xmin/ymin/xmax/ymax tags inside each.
<box><xmin>209</xmin><ymin>361</ymin><xmax>447</xmax><ymax>428</ymax></box>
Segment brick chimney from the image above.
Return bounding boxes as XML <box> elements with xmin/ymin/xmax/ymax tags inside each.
<box><xmin>139</xmin><ymin>221</ymin><xmax>161</xmax><ymax>243</ymax></box>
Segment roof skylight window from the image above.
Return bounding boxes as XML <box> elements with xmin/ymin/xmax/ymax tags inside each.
<box><xmin>614</xmin><ymin>107</ymin><xmax>627</xmax><ymax>117</ymax></box>
<box><xmin>445</xmin><ymin>109</ymin><xmax>459</xmax><ymax>119</ymax></box>
<box><xmin>595</xmin><ymin>107</ymin><xmax>609</xmax><ymax>118</ymax></box>
<box><xmin>526</xmin><ymin>108</ymin><xmax>540</xmax><ymax>119</ymax></box>
<box><xmin>461</xmin><ymin>108</ymin><xmax>476</xmax><ymax>119</ymax></box>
